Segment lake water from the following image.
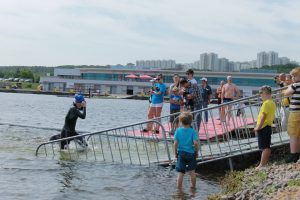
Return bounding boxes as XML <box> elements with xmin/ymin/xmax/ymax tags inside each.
<box><xmin>0</xmin><ymin>93</ymin><xmax>220</xmax><ymax>200</ymax></box>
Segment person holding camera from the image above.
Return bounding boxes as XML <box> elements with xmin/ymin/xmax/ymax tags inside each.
<box><xmin>49</xmin><ymin>94</ymin><xmax>88</xmax><ymax>149</ymax></box>
<box><xmin>180</xmin><ymin>78</ymin><xmax>203</xmax><ymax>131</ymax></box>
<box><xmin>143</xmin><ymin>74</ymin><xmax>166</xmax><ymax>134</ymax></box>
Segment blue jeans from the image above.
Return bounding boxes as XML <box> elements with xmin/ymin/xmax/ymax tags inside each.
<box><xmin>192</xmin><ymin>103</ymin><xmax>202</xmax><ymax>131</ymax></box>
<box><xmin>202</xmin><ymin>101</ymin><xmax>209</xmax><ymax>122</ymax></box>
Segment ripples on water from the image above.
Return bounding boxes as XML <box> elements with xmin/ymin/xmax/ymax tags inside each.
<box><xmin>0</xmin><ymin>93</ymin><xmax>220</xmax><ymax>199</ymax></box>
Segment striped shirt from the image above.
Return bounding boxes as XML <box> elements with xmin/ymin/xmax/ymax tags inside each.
<box><xmin>290</xmin><ymin>82</ymin><xmax>300</xmax><ymax>112</ymax></box>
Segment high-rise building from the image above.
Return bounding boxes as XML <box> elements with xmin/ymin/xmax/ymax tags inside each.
<box><xmin>257</xmin><ymin>51</ymin><xmax>279</xmax><ymax>67</ymax></box>
<box><xmin>267</xmin><ymin>51</ymin><xmax>279</xmax><ymax>66</ymax></box>
<box><xmin>218</xmin><ymin>58</ymin><xmax>229</xmax><ymax>72</ymax></box>
<box><xmin>234</xmin><ymin>62</ymin><xmax>241</xmax><ymax>72</ymax></box>
<box><xmin>208</xmin><ymin>53</ymin><xmax>219</xmax><ymax>71</ymax></box>
<box><xmin>279</xmin><ymin>57</ymin><xmax>290</xmax><ymax>65</ymax></box>
<box><xmin>250</xmin><ymin>60</ymin><xmax>257</xmax><ymax>68</ymax></box>
<box><xmin>228</xmin><ymin>61</ymin><xmax>235</xmax><ymax>72</ymax></box>
<box><xmin>200</xmin><ymin>52</ymin><xmax>219</xmax><ymax>71</ymax></box>
<box><xmin>136</xmin><ymin>59</ymin><xmax>176</xmax><ymax>69</ymax></box>
<box><xmin>257</xmin><ymin>51</ymin><xmax>268</xmax><ymax>67</ymax></box>
<box><xmin>200</xmin><ymin>53</ymin><xmax>209</xmax><ymax>70</ymax></box>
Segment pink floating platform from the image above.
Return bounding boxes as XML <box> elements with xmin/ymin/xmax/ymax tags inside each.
<box><xmin>127</xmin><ymin>117</ymin><xmax>255</xmax><ymax>141</ymax></box>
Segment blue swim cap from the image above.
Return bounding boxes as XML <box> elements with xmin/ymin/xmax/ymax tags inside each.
<box><xmin>75</xmin><ymin>94</ymin><xmax>85</xmax><ymax>103</ymax></box>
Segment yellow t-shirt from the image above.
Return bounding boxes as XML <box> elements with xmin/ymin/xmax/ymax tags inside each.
<box><xmin>257</xmin><ymin>99</ymin><xmax>276</xmax><ymax>129</ymax></box>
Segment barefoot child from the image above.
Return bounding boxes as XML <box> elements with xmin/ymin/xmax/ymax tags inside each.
<box><xmin>173</xmin><ymin>112</ymin><xmax>199</xmax><ymax>189</ymax></box>
<box><xmin>254</xmin><ymin>86</ymin><xmax>276</xmax><ymax>169</ymax></box>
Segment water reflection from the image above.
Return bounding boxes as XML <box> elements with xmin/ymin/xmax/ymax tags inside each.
<box><xmin>172</xmin><ymin>188</ymin><xmax>196</xmax><ymax>200</ymax></box>
<box><xmin>58</xmin><ymin>161</ymin><xmax>80</xmax><ymax>191</ymax></box>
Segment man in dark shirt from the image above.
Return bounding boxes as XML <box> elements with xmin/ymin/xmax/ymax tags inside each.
<box><xmin>50</xmin><ymin>94</ymin><xmax>87</xmax><ymax>149</ymax></box>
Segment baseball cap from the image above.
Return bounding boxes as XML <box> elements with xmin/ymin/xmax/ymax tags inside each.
<box><xmin>201</xmin><ymin>77</ymin><xmax>207</xmax><ymax>82</ymax></box>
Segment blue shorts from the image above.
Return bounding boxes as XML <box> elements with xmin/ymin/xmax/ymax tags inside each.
<box><xmin>176</xmin><ymin>151</ymin><xmax>197</xmax><ymax>173</ymax></box>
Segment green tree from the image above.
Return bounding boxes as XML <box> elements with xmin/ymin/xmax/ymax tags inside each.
<box><xmin>20</xmin><ymin>69</ymin><xmax>34</xmax><ymax>80</ymax></box>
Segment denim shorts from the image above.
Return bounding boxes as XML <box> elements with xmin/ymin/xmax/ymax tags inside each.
<box><xmin>176</xmin><ymin>151</ymin><xmax>197</xmax><ymax>173</ymax></box>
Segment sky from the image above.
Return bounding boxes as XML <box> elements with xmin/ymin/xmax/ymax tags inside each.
<box><xmin>0</xmin><ymin>0</ymin><xmax>299</xmax><ymax>66</ymax></box>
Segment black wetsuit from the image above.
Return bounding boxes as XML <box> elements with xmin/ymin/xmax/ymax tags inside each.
<box><xmin>50</xmin><ymin>105</ymin><xmax>86</xmax><ymax>149</ymax></box>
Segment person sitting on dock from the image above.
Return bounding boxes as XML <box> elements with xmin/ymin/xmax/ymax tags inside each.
<box><xmin>50</xmin><ymin>94</ymin><xmax>88</xmax><ymax>149</ymax></box>
<box><xmin>173</xmin><ymin>112</ymin><xmax>199</xmax><ymax>189</ymax></box>
<box><xmin>254</xmin><ymin>86</ymin><xmax>276</xmax><ymax>169</ymax></box>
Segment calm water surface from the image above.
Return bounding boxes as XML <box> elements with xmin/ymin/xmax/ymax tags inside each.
<box><xmin>0</xmin><ymin>93</ymin><xmax>220</xmax><ymax>200</ymax></box>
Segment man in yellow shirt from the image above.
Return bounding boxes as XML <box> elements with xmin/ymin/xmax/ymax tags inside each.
<box><xmin>254</xmin><ymin>85</ymin><xmax>276</xmax><ymax>169</ymax></box>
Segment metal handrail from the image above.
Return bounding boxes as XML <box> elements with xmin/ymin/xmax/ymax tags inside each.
<box><xmin>35</xmin><ymin>86</ymin><xmax>290</xmax><ymax>167</ymax></box>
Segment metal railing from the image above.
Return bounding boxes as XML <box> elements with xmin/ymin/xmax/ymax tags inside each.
<box><xmin>35</xmin><ymin>86</ymin><xmax>290</xmax><ymax>167</ymax></box>
<box><xmin>36</xmin><ymin>120</ymin><xmax>172</xmax><ymax>166</ymax></box>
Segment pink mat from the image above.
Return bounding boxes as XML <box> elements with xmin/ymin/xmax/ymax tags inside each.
<box><xmin>127</xmin><ymin>117</ymin><xmax>255</xmax><ymax>141</ymax></box>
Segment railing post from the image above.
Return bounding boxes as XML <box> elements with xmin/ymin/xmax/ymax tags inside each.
<box><xmin>157</xmin><ymin>121</ymin><xmax>171</xmax><ymax>162</ymax></box>
<box><xmin>228</xmin><ymin>157</ymin><xmax>234</xmax><ymax>171</ymax></box>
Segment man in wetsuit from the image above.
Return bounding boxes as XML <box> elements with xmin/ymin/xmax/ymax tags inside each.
<box><xmin>50</xmin><ymin>94</ymin><xmax>87</xmax><ymax>149</ymax></box>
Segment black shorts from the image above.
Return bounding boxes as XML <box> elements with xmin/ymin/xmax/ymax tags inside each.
<box><xmin>217</xmin><ymin>98</ymin><xmax>222</xmax><ymax>104</ymax></box>
<box><xmin>257</xmin><ymin>126</ymin><xmax>272</xmax><ymax>150</ymax></box>
<box><xmin>170</xmin><ymin>109</ymin><xmax>181</xmax><ymax>124</ymax></box>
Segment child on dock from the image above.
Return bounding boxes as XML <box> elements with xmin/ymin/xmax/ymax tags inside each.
<box><xmin>169</xmin><ymin>86</ymin><xmax>183</xmax><ymax>135</ymax></box>
<box><xmin>173</xmin><ymin>112</ymin><xmax>199</xmax><ymax>189</ymax></box>
<box><xmin>254</xmin><ymin>86</ymin><xmax>276</xmax><ymax>169</ymax></box>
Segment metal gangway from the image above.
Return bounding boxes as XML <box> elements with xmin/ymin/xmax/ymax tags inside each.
<box><xmin>36</xmin><ymin>87</ymin><xmax>290</xmax><ymax>168</ymax></box>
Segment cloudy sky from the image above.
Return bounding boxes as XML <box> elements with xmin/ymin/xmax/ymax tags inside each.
<box><xmin>0</xmin><ymin>0</ymin><xmax>299</xmax><ymax>66</ymax></box>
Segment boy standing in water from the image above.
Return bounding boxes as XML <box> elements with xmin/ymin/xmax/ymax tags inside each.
<box><xmin>173</xmin><ymin>112</ymin><xmax>199</xmax><ymax>189</ymax></box>
<box><xmin>254</xmin><ymin>86</ymin><xmax>276</xmax><ymax>169</ymax></box>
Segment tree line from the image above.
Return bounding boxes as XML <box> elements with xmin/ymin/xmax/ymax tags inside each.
<box><xmin>0</xmin><ymin>64</ymin><xmax>298</xmax><ymax>83</ymax></box>
<box><xmin>0</xmin><ymin>66</ymin><xmax>54</xmax><ymax>83</ymax></box>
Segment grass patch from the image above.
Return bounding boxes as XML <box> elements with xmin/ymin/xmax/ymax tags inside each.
<box><xmin>244</xmin><ymin>170</ymin><xmax>267</xmax><ymax>189</ymax></box>
<box><xmin>263</xmin><ymin>186</ymin><xmax>276</xmax><ymax>194</ymax></box>
<box><xmin>8</xmin><ymin>82</ymin><xmax>39</xmax><ymax>90</ymax></box>
<box><xmin>207</xmin><ymin>195</ymin><xmax>221</xmax><ymax>200</ymax></box>
<box><xmin>221</xmin><ymin>170</ymin><xmax>245</xmax><ymax>195</ymax></box>
<box><xmin>288</xmin><ymin>179</ymin><xmax>300</xmax><ymax>187</ymax></box>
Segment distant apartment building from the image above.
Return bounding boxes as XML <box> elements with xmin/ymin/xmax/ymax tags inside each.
<box><xmin>208</xmin><ymin>53</ymin><xmax>219</xmax><ymax>71</ymax></box>
<box><xmin>136</xmin><ymin>59</ymin><xmax>176</xmax><ymax>69</ymax></box>
<box><xmin>279</xmin><ymin>57</ymin><xmax>290</xmax><ymax>65</ymax></box>
<box><xmin>234</xmin><ymin>62</ymin><xmax>241</xmax><ymax>72</ymax></box>
<box><xmin>200</xmin><ymin>53</ymin><xmax>209</xmax><ymax>70</ymax></box>
<box><xmin>250</xmin><ymin>60</ymin><xmax>257</xmax><ymax>68</ymax></box>
<box><xmin>267</xmin><ymin>51</ymin><xmax>279</xmax><ymax>66</ymax></box>
<box><xmin>257</xmin><ymin>52</ymin><xmax>268</xmax><ymax>67</ymax></box>
<box><xmin>218</xmin><ymin>58</ymin><xmax>229</xmax><ymax>72</ymax></box>
<box><xmin>257</xmin><ymin>51</ymin><xmax>279</xmax><ymax>67</ymax></box>
<box><xmin>229</xmin><ymin>61</ymin><xmax>235</xmax><ymax>72</ymax></box>
<box><xmin>200</xmin><ymin>52</ymin><xmax>218</xmax><ymax>71</ymax></box>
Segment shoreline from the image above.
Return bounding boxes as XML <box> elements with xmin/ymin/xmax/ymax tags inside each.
<box><xmin>208</xmin><ymin>161</ymin><xmax>300</xmax><ymax>200</ymax></box>
<box><xmin>0</xmin><ymin>89</ymin><xmax>223</xmax><ymax>103</ymax></box>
